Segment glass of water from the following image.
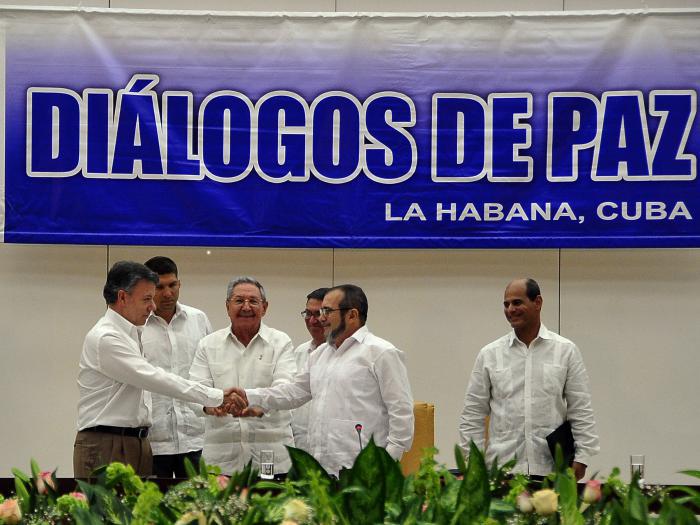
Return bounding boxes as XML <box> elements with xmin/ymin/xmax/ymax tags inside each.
<box><xmin>630</xmin><ymin>454</ymin><xmax>645</xmax><ymax>484</ymax></box>
<box><xmin>260</xmin><ymin>450</ymin><xmax>274</xmax><ymax>479</ymax></box>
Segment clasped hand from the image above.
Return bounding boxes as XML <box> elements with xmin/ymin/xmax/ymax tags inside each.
<box><xmin>204</xmin><ymin>387</ymin><xmax>263</xmax><ymax>417</ymax></box>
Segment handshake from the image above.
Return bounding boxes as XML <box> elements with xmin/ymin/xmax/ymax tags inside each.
<box><xmin>205</xmin><ymin>387</ymin><xmax>263</xmax><ymax>418</ymax></box>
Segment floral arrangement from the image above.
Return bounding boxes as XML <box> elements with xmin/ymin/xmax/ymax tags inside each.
<box><xmin>1</xmin><ymin>441</ymin><xmax>699</xmax><ymax>524</ymax></box>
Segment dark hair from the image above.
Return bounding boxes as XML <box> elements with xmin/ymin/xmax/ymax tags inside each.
<box><xmin>144</xmin><ymin>256</ymin><xmax>178</xmax><ymax>277</ymax></box>
<box><xmin>524</xmin><ymin>278</ymin><xmax>541</xmax><ymax>301</ymax></box>
<box><xmin>307</xmin><ymin>287</ymin><xmax>330</xmax><ymax>301</ymax></box>
<box><xmin>103</xmin><ymin>261</ymin><xmax>158</xmax><ymax>304</ymax></box>
<box><xmin>328</xmin><ymin>284</ymin><xmax>368</xmax><ymax>325</ymax></box>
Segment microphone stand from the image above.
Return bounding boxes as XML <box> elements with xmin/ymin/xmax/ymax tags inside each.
<box><xmin>355</xmin><ymin>423</ymin><xmax>363</xmax><ymax>452</ymax></box>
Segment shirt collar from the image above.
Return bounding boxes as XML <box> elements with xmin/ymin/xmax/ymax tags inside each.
<box><xmin>146</xmin><ymin>302</ymin><xmax>185</xmax><ymax>326</ymax></box>
<box><xmin>508</xmin><ymin>323</ymin><xmax>552</xmax><ymax>347</ymax></box>
<box><xmin>228</xmin><ymin>322</ymin><xmax>270</xmax><ymax>346</ymax></box>
<box><xmin>334</xmin><ymin>324</ymin><xmax>369</xmax><ymax>351</ymax></box>
<box><xmin>106</xmin><ymin>307</ymin><xmax>140</xmax><ymax>342</ymax></box>
<box><xmin>308</xmin><ymin>339</ymin><xmax>322</xmax><ymax>352</ymax></box>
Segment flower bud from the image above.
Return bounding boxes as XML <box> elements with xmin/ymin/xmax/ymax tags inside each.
<box><xmin>36</xmin><ymin>470</ymin><xmax>56</xmax><ymax>494</ymax></box>
<box><xmin>0</xmin><ymin>498</ymin><xmax>22</xmax><ymax>525</ymax></box>
<box><xmin>69</xmin><ymin>491</ymin><xmax>87</xmax><ymax>502</ymax></box>
<box><xmin>516</xmin><ymin>491</ymin><xmax>534</xmax><ymax>513</ymax></box>
<box><xmin>531</xmin><ymin>488</ymin><xmax>558</xmax><ymax>516</ymax></box>
<box><xmin>216</xmin><ymin>474</ymin><xmax>230</xmax><ymax>490</ymax></box>
<box><xmin>582</xmin><ymin>479</ymin><xmax>602</xmax><ymax>504</ymax></box>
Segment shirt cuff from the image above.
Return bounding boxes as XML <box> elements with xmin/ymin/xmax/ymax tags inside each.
<box><xmin>246</xmin><ymin>389</ymin><xmax>263</xmax><ymax>408</ymax></box>
<box><xmin>385</xmin><ymin>443</ymin><xmax>404</xmax><ymax>461</ymax></box>
<box><xmin>573</xmin><ymin>455</ymin><xmax>589</xmax><ymax>466</ymax></box>
<box><xmin>205</xmin><ymin>388</ymin><xmax>224</xmax><ymax>407</ymax></box>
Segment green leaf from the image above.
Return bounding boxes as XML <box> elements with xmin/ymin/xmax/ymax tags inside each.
<box><xmin>72</xmin><ymin>505</ymin><xmax>108</xmax><ymax>525</ymax></box>
<box><xmin>554</xmin><ymin>468</ymin><xmax>584</xmax><ymax>525</ymax></box>
<box><xmin>344</xmin><ymin>438</ymin><xmax>386</xmax><ymax>525</ymax></box>
<box><xmin>286</xmin><ymin>445</ymin><xmax>333</xmax><ymax>485</ymax></box>
<box><xmin>378</xmin><ymin>446</ymin><xmax>405</xmax><ymax>509</ymax></box>
<box><xmin>626</xmin><ymin>483</ymin><xmax>649</xmax><ymax>524</ymax></box>
<box><xmin>182</xmin><ymin>456</ymin><xmax>198</xmax><ymax>479</ymax></box>
<box><xmin>454</xmin><ymin>444</ymin><xmax>468</xmax><ymax>475</ymax></box>
<box><xmin>30</xmin><ymin>459</ymin><xmax>42</xmax><ymax>480</ymax></box>
<box><xmin>14</xmin><ymin>476</ymin><xmax>32</xmax><ymax>514</ymax></box>
<box><xmin>455</xmin><ymin>442</ymin><xmax>490</xmax><ymax>525</ymax></box>
<box><xmin>11</xmin><ymin>467</ymin><xmax>31</xmax><ymax>485</ymax></box>
<box><xmin>488</xmin><ymin>499</ymin><xmax>516</xmax><ymax>517</ymax></box>
<box><xmin>658</xmin><ymin>496</ymin><xmax>699</xmax><ymax>525</ymax></box>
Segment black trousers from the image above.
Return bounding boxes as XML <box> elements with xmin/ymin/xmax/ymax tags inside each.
<box><xmin>152</xmin><ymin>450</ymin><xmax>202</xmax><ymax>478</ymax></box>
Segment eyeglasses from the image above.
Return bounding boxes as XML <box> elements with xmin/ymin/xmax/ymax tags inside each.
<box><xmin>300</xmin><ymin>309</ymin><xmax>322</xmax><ymax>319</ymax></box>
<box><xmin>228</xmin><ymin>297</ymin><xmax>264</xmax><ymax>308</ymax></box>
<box><xmin>318</xmin><ymin>307</ymin><xmax>351</xmax><ymax>317</ymax></box>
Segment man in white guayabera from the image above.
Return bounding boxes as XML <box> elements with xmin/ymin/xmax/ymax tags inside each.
<box><xmin>459</xmin><ymin>278</ymin><xmax>599</xmax><ymax>480</ymax></box>
<box><xmin>290</xmin><ymin>287</ymin><xmax>330</xmax><ymax>453</ymax></box>
<box><xmin>228</xmin><ymin>284</ymin><xmax>415</xmax><ymax>476</ymax></box>
<box><xmin>189</xmin><ymin>277</ymin><xmax>297</xmax><ymax>474</ymax></box>
<box><xmin>142</xmin><ymin>256</ymin><xmax>213</xmax><ymax>478</ymax></box>
<box><xmin>74</xmin><ymin>261</ymin><xmax>242</xmax><ymax>478</ymax></box>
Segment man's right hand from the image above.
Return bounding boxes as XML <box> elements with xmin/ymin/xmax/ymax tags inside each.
<box><xmin>223</xmin><ymin>387</ymin><xmax>248</xmax><ymax>415</ymax></box>
<box><xmin>205</xmin><ymin>387</ymin><xmax>249</xmax><ymax>416</ymax></box>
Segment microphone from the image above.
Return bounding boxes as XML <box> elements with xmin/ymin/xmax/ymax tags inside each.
<box><xmin>355</xmin><ymin>423</ymin><xmax>363</xmax><ymax>452</ymax></box>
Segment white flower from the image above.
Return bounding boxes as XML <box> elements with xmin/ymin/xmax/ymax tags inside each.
<box><xmin>516</xmin><ymin>491</ymin><xmax>534</xmax><ymax>513</ymax></box>
<box><xmin>531</xmin><ymin>488</ymin><xmax>558</xmax><ymax>516</ymax></box>
<box><xmin>283</xmin><ymin>498</ymin><xmax>311</xmax><ymax>522</ymax></box>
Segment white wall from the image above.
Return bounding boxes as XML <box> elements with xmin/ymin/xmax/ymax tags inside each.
<box><xmin>2</xmin><ymin>0</ymin><xmax>700</xmax><ymax>483</ymax></box>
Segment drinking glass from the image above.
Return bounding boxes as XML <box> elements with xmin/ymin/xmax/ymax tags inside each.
<box><xmin>630</xmin><ymin>454</ymin><xmax>645</xmax><ymax>484</ymax></box>
<box><xmin>260</xmin><ymin>450</ymin><xmax>274</xmax><ymax>479</ymax></box>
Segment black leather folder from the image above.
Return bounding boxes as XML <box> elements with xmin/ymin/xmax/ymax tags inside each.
<box><xmin>546</xmin><ymin>420</ymin><xmax>575</xmax><ymax>466</ymax></box>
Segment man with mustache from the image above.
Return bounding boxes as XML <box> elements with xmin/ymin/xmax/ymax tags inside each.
<box><xmin>189</xmin><ymin>276</ymin><xmax>296</xmax><ymax>474</ymax></box>
<box><xmin>228</xmin><ymin>284</ymin><xmax>414</xmax><ymax>476</ymax></box>
<box><xmin>142</xmin><ymin>256</ymin><xmax>212</xmax><ymax>478</ymax></box>
<box><xmin>459</xmin><ymin>278</ymin><xmax>599</xmax><ymax>480</ymax></box>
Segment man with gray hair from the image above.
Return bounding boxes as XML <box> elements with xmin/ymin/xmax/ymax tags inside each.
<box><xmin>74</xmin><ymin>261</ymin><xmax>242</xmax><ymax>477</ymax></box>
<box><xmin>189</xmin><ymin>276</ymin><xmax>296</xmax><ymax>474</ymax></box>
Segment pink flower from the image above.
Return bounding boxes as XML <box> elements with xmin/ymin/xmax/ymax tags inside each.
<box><xmin>36</xmin><ymin>470</ymin><xmax>56</xmax><ymax>494</ymax></box>
<box><xmin>69</xmin><ymin>491</ymin><xmax>87</xmax><ymax>502</ymax></box>
<box><xmin>516</xmin><ymin>491</ymin><xmax>534</xmax><ymax>513</ymax></box>
<box><xmin>582</xmin><ymin>479</ymin><xmax>602</xmax><ymax>504</ymax></box>
<box><xmin>0</xmin><ymin>498</ymin><xmax>22</xmax><ymax>524</ymax></box>
<box><xmin>216</xmin><ymin>474</ymin><xmax>230</xmax><ymax>490</ymax></box>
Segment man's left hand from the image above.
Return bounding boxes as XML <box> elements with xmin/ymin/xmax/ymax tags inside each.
<box><xmin>572</xmin><ymin>461</ymin><xmax>587</xmax><ymax>481</ymax></box>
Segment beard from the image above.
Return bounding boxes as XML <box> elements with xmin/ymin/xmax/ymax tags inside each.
<box><xmin>327</xmin><ymin>316</ymin><xmax>346</xmax><ymax>346</ymax></box>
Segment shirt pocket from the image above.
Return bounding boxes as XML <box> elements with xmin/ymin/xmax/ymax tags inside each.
<box><xmin>489</xmin><ymin>368</ymin><xmax>513</xmax><ymax>400</ymax></box>
<box><xmin>543</xmin><ymin>363</ymin><xmax>567</xmax><ymax>397</ymax></box>
<box><xmin>249</xmin><ymin>361</ymin><xmax>274</xmax><ymax>388</ymax></box>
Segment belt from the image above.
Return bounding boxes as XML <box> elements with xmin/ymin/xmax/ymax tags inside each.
<box><xmin>82</xmin><ymin>425</ymin><xmax>149</xmax><ymax>438</ymax></box>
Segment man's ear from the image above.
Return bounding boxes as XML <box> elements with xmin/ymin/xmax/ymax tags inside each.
<box><xmin>535</xmin><ymin>295</ymin><xmax>543</xmax><ymax>310</ymax></box>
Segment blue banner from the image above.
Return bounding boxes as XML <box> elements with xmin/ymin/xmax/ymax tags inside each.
<box><xmin>2</xmin><ymin>8</ymin><xmax>699</xmax><ymax>247</ymax></box>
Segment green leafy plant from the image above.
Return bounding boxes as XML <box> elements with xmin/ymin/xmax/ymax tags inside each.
<box><xmin>2</xmin><ymin>448</ymin><xmax>699</xmax><ymax>524</ymax></box>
